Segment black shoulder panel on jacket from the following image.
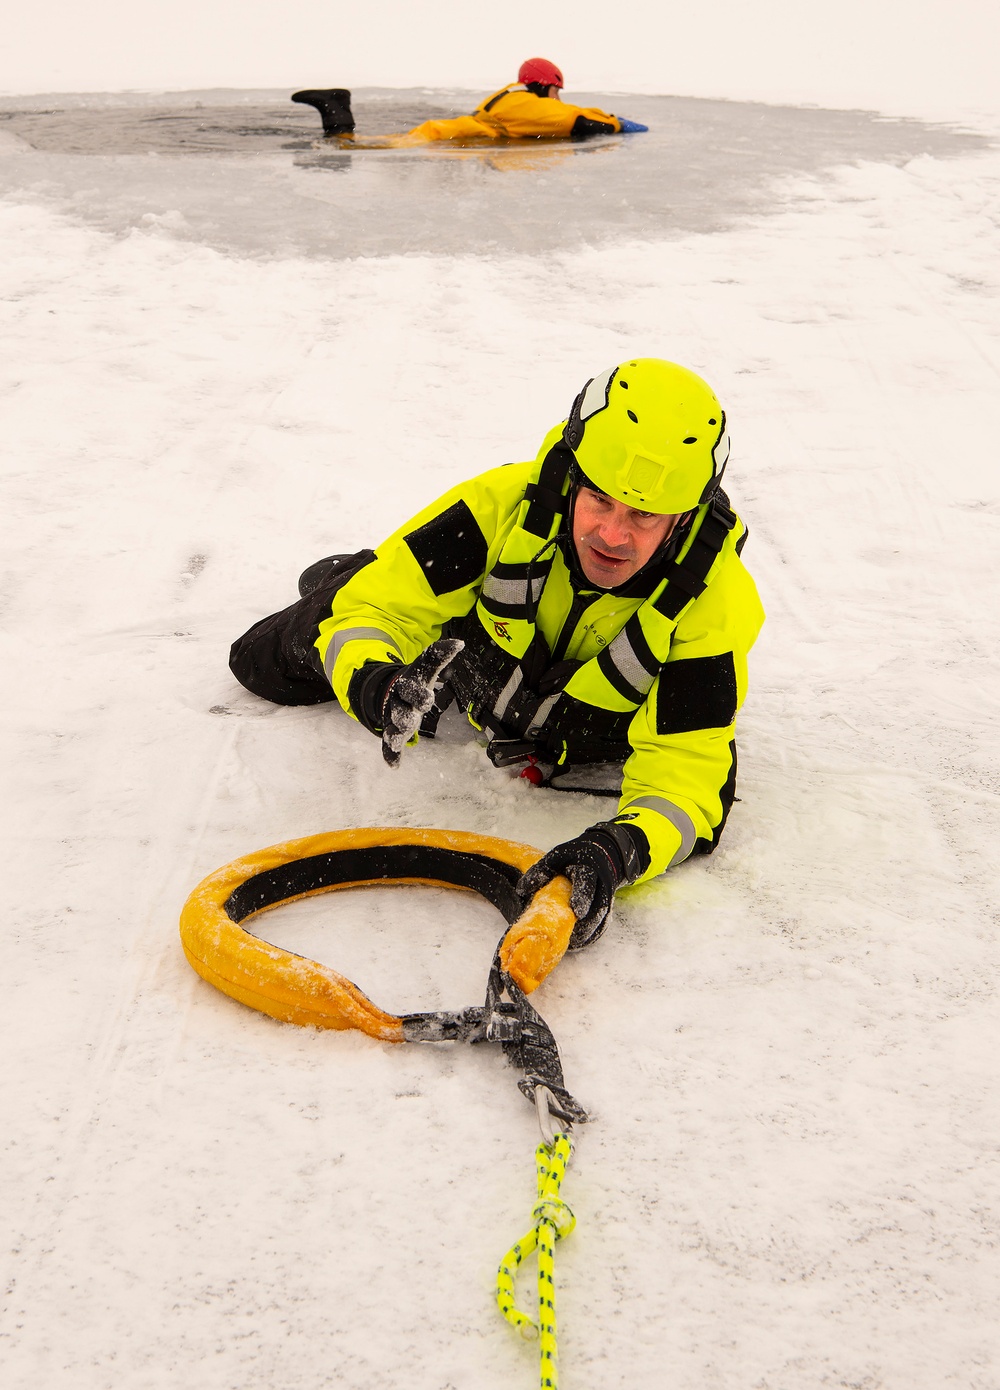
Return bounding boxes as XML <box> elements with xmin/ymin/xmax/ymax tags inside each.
<box><xmin>656</xmin><ymin>653</ymin><xmax>738</xmax><ymax>735</ymax></box>
<box><xmin>571</xmin><ymin>113</ymin><xmax>617</xmax><ymax>138</ymax></box>
<box><xmin>404</xmin><ymin>499</ymin><xmax>489</xmax><ymax>597</ymax></box>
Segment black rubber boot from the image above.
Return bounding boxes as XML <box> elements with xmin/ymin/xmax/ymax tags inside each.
<box><xmin>229</xmin><ymin>549</ymin><xmax>376</xmax><ymax>706</ymax></box>
<box><xmin>291</xmin><ymin>88</ymin><xmax>355</xmax><ymax>136</ymax></box>
<box><xmin>297</xmin><ymin>553</ymin><xmax>356</xmax><ymax>598</ymax></box>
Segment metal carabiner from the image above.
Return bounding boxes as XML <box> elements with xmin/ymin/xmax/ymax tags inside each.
<box><xmin>534</xmin><ymin>1083</ymin><xmax>573</xmax><ymax>1148</ymax></box>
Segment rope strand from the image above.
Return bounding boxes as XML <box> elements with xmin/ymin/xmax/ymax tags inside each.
<box><xmin>496</xmin><ymin>1132</ymin><xmax>576</xmax><ymax>1388</ymax></box>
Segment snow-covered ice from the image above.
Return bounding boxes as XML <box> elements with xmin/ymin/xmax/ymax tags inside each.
<box><xmin>0</xmin><ymin>90</ymin><xmax>990</xmax><ymax>259</ymax></box>
<box><xmin>2</xmin><ymin>88</ymin><xmax>1000</xmax><ymax>1389</ymax></box>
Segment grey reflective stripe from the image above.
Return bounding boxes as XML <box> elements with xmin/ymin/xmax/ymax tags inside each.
<box><xmin>624</xmin><ymin>796</ymin><xmax>697</xmax><ymax>867</ymax></box>
<box><xmin>482</xmin><ymin>573</ymin><xmax>546</xmax><ymax>607</ymax></box>
<box><xmin>605</xmin><ymin>631</ymin><xmax>658</xmax><ymax>698</ymax></box>
<box><xmin>526</xmin><ymin>692</ymin><xmax>562</xmax><ymax>736</ymax></box>
<box><xmin>324</xmin><ymin>626</ymin><xmax>402</xmax><ymax>681</ymax></box>
<box><xmin>492</xmin><ymin>667</ymin><xmax>523</xmax><ymax>723</ymax></box>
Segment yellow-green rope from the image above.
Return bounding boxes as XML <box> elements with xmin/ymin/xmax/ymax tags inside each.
<box><xmin>497</xmin><ymin>1132</ymin><xmax>576</xmax><ymax>1388</ymax></box>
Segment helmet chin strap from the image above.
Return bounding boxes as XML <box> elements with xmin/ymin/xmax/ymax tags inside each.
<box><xmin>561</xmin><ymin>465</ymin><xmax>596</xmax><ymax>589</ymax></box>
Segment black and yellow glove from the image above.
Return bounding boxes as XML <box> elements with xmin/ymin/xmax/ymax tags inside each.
<box><xmin>348</xmin><ymin>638</ymin><xmax>464</xmax><ymax>767</ymax></box>
<box><xmin>516</xmin><ymin>820</ymin><xmax>650</xmax><ymax>949</ymax></box>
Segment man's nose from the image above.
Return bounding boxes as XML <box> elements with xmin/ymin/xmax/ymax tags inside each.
<box><xmin>596</xmin><ymin>514</ymin><xmax>632</xmax><ymax>550</ymax></box>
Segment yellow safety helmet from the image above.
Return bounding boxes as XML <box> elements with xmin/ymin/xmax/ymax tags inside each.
<box><xmin>562</xmin><ymin>359</ymin><xmax>729</xmax><ymax>514</ymax></box>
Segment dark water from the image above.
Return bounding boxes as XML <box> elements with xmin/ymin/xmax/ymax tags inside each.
<box><xmin>0</xmin><ymin>91</ymin><xmax>460</xmax><ymax>156</ymax></box>
<box><xmin>0</xmin><ymin>88</ymin><xmax>991</xmax><ymax>260</ymax></box>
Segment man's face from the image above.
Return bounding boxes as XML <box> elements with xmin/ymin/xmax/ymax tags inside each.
<box><xmin>572</xmin><ymin>486</ymin><xmax>682</xmax><ymax>588</ymax></box>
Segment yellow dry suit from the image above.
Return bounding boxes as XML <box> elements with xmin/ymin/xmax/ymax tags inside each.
<box><xmin>316</xmin><ymin>428</ymin><xmax>765</xmax><ymax>883</ymax></box>
<box><xmin>400</xmin><ymin>84</ymin><xmax>621</xmax><ymax>144</ymax></box>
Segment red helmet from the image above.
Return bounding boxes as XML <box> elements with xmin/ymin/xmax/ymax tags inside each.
<box><xmin>518</xmin><ymin>57</ymin><xmax>564</xmax><ymax>90</ymax></box>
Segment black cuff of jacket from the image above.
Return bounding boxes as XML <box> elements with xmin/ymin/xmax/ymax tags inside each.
<box><xmin>347</xmin><ymin>659</ymin><xmax>402</xmax><ymax>735</ymax></box>
<box><xmin>585</xmin><ymin>820</ymin><xmax>651</xmax><ymax>887</ymax></box>
<box><xmin>570</xmin><ymin>113</ymin><xmax>618</xmax><ymax>139</ymax></box>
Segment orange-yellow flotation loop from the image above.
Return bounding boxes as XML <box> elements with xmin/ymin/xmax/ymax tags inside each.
<box><xmin>180</xmin><ymin>827</ymin><xmax>574</xmax><ymax>1040</ymax></box>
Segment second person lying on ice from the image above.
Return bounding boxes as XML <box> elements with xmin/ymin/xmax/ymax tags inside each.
<box><xmin>292</xmin><ymin>57</ymin><xmax>648</xmax><ymax>142</ymax></box>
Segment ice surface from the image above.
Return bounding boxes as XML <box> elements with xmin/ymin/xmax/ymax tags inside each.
<box><xmin>2</xmin><ymin>86</ymin><xmax>1000</xmax><ymax>1390</ymax></box>
<box><xmin>0</xmin><ymin>88</ymin><xmax>990</xmax><ymax>258</ymax></box>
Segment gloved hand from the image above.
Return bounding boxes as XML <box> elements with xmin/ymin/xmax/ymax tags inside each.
<box><xmin>379</xmin><ymin>638</ymin><xmax>464</xmax><ymax>766</ymax></box>
<box><xmin>617</xmin><ymin>118</ymin><xmax>649</xmax><ymax>133</ymax></box>
<box><xmin>347</xmin><ymin>639</ymin><xmax>464</xmax><ymax>766</ymax></box>
<box><xmin>516</xmin><ymin>820</ymin><xmax>650</xmax><ymax>950</ymax></box>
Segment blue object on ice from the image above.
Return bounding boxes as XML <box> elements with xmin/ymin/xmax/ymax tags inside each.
<box><xmin>617</xmin><ymin>118</ymin><xmax>649</xmax><ymax>134</ymax></box>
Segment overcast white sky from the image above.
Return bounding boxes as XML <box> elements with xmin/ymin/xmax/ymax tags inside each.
<box><xmin>5</xmin><ymin>1</ymin><xmax>1000</xmax><ymax>122</ymax></box>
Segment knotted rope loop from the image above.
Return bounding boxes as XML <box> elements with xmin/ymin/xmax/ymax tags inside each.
<box><xmin>532</xmin><ymin>1197</ymin><xmax>575</xmax><ymax>1240</ymax></box>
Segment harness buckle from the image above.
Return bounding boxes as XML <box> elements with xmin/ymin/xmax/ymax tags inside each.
<box><xmin>486</xmin><ymin>1002</ymin><xmax>523</xmax><ymax>1043</ymax></box>
<box><xmin>486</xmin><ymin>738</ymin><xmax>538</xmax><ymax>768</ymax></box>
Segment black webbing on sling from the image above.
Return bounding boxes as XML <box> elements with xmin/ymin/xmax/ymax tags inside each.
<box><xmin>482</xmin><ymin>953</ymin><xmax>589</xmax><ymax>1124</ymax></box>
<box><xmin>401</xmin><ymin>947</ymin><xmax>589</xmax><ymax>1126</ymax></box>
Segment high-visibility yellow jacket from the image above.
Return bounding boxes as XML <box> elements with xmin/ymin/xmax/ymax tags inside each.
<box><xmin>400</xmin><ymin>84</ymin><xmax>621</xmax><ymax>144</ymax></box>
<box><xmin>316</xmin><ymin>429</ymin><xmax>765</xmax><ymax>882</ymax></box>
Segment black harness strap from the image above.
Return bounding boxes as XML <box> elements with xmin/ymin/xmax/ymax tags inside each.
<box><xmin>522</xmin><ymin>445</ymin><xmax>572</xmax><ymax>539</ymax></box>
<box><xmin>654</xmin><ymin>494</ymin><xmax>738</xmax><ymax>622</ymax></box>
<box><xmin>481</xmin><ymin>84</ymin><xmax>518</xmax><ymax>114</ymax></box>
<box><xmin>522</xmin><ymin>483</ymin><xmax>568</xmax><ymax>515</ymax></box>
<box><xmin>450</xmin><ymin>484</ymin><xmax>741</xmax><ymax>769</ymax></box>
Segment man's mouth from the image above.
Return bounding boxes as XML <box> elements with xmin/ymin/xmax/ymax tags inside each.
<box><xmin>586</xmin><ymin>543</ymin><xmax>630</xmax><ymax>568</ymax></box>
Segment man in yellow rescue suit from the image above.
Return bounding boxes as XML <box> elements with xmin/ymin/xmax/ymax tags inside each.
<box><xmin>230</xmin><ymin>360</ymin><xmax>764</xmax><ymax>947</ymax></box>
<box><xmin>292</xmin><ymin>57</ymin><xmax>648</xmax><ymax>142</ymax></box>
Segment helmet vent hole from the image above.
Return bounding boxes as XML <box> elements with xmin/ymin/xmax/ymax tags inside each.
<box><xmin>683</xmin><ymin>436</ymin><xmax>697</xmax><ymax>444</ymax></box>
<box><xmin>627</xmin><ymin>410</ymin><xmax>638</xmax><ymax>423</ymax></box>
<box><xmin>620</xmin><ymin>380</ymin><xmax>629</xmax><ymax>389</ymax></box>
<box><xmin>708</xmin><ymin>417</ymin><xmax>717</xmax><ymax>426</ymax></box>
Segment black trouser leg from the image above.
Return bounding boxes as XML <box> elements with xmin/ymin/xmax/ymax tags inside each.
<box><xmin>228</xmin><ymin>550</ymin><xmax>375</xmax><ymax>706</ymax></box>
